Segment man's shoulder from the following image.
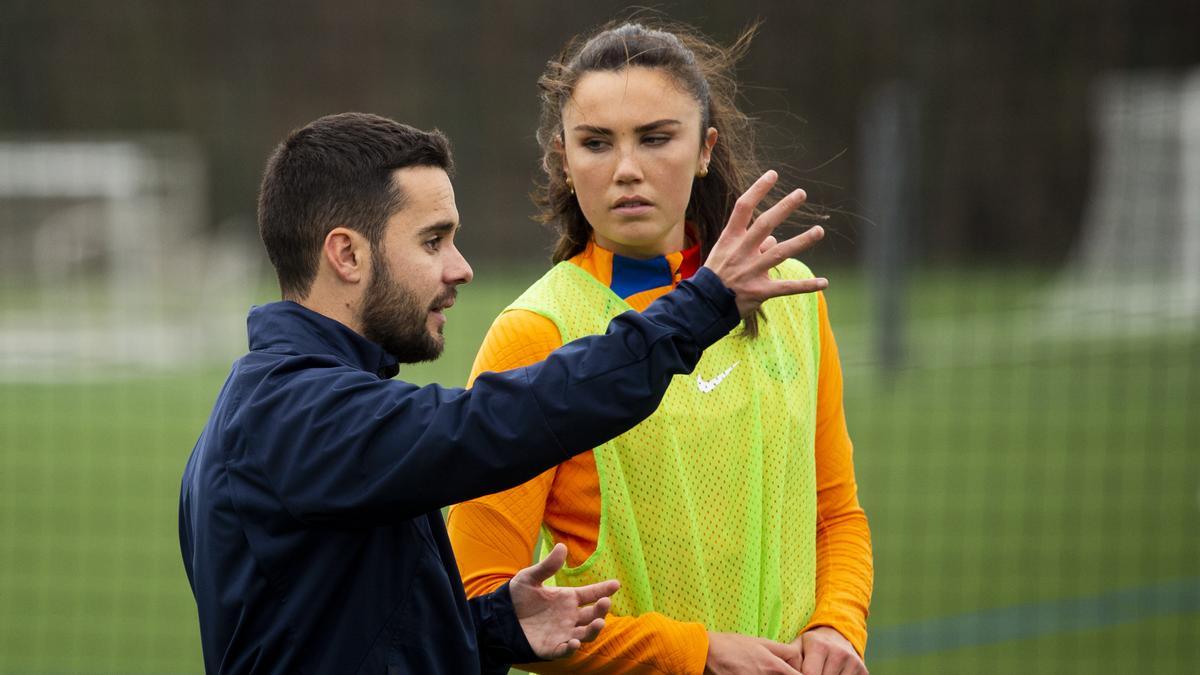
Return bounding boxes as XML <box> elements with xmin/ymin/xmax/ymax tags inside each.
<box><xmin>211</xmin><ymin>349</ymin><xmax>359</xmax><ymax>426</ymax></box>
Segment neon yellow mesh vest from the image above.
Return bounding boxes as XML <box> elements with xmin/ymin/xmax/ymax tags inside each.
<box><xmin>507</xmin><ymin>257</ymin><xmax>820</xmax><ymax>640</ymax></box>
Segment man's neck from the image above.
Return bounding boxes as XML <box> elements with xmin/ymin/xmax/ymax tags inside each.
<box><xmin>289</xmin><ymin>287</ymin><xmax>363</xmax><ymax>337</ymax></box>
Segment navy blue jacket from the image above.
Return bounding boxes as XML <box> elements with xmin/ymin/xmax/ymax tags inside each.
<box><xmin>178</xmin><ymin>268</ymin><xmax>738</xmax><ymax>674</ymax></box>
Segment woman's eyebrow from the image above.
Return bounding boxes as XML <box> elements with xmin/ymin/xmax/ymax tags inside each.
<box><xmin>572</xmin><ymin>124</ymin><xmax>611</xmax><ymax>135</ymax></box>
<box><xmin>571</xmin><ymin>119</ymin><xmax>682</xmax><ymax>135</ymax></box>
<box><xmin>634</xmin><ymin>119</ymin><xmax>682</xmax><ymax>133</ymax></box>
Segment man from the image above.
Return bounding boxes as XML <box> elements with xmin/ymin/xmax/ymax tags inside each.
<box><xmin>178</xmin><ymin>112</ymin><xmax>826</xmax><ymax>673</ymax></box>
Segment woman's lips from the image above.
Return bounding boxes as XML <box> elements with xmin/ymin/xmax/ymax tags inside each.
<box><xmin>612</xmin><ymin>197</ymin><xmax>653</xmax><ymax>216</ymax></box>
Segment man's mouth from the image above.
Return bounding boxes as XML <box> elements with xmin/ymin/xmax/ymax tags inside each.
<box><xmin>429</xmin><ymin>291</ymin><xmax>456</xmax><ymax>313</ymax></box>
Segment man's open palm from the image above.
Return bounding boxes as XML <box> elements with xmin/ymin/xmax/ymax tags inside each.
<box><xmin>509</xmin><ymin>543</ymin><xmax>619</xmax><ymax>659</ymax></box>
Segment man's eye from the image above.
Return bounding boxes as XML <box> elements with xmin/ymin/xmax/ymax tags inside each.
<box><xmin>425</xmin><ymin>237</ymin><xmax>441</xmax><ymax>251</ymax></box>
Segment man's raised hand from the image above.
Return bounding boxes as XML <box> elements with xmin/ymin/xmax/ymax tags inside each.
<box><xmin>703</xmin><ymin>170</ymin><xmax>828</xmax><ymax>317</ymax></box>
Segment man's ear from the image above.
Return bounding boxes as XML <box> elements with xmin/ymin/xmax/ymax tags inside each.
<box><xmin>323</xmin><ymin>227</ymin><xmax>369</xmax><ymax>284</ymax></box>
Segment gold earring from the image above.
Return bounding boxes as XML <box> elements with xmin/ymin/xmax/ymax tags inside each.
<box><xmin>565</xmin><ymin>175</ymin><xmax>575</xmax><ymax>194</ymax></box>
<box><xmin>697</xmin><ymin>165</ymin><xmax>709</xmax><ymax>178</ymax></box>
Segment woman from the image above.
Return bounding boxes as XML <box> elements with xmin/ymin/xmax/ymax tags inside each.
<box><xmin>448</xmin><ymin>20</ymin><xmax>872</xmax><ymax>675</ymax></box>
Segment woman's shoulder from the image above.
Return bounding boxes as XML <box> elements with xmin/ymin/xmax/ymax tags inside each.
<box><xmin>469</xmin><ymin>307</ymin><xmax>563</xmax><ymax>382</ymax></box>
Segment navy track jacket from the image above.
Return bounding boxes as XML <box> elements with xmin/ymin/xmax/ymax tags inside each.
<box><xmin>178</xmin><ymin>268</ymin><xmax>738</xmax><ymax>674</ymax></box>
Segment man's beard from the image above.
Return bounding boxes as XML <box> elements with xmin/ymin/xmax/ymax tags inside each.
<box><xmin>360</xmin><ymin>251</ymin><xmax>449</xmax><ymax>364</ymax></box>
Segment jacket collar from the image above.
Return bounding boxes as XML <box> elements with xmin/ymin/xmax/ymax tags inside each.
<box><xmin>246</xmin><ymin>301</ymin><xmax>400</xmax><ymax>379</ymax></box>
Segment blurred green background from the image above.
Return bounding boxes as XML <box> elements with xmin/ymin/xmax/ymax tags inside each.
<box><xmin>2</xmin><ymin>1</ymin><xmax>1198</xmax><ymax>673</ymax></box>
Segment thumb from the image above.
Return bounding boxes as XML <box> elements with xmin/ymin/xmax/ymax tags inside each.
<box><xmin>764</xmin><ymin>639</ymin><xmax>802</xmax><ymax>668</ymax></box>
<box><xmin>517</xmin><ymin>542</ymin><xmax>567</xmax><ymax>586</ymax></box>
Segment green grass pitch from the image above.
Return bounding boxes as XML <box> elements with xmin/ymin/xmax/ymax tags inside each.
<box><xmin>1</xmin><ymin>266</ymin><xmax>1196</xmax><ymax>673</ymax></box>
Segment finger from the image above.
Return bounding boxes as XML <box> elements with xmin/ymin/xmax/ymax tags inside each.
<box><xmin>759</xmin><ymin>234</ymin><xmax>778</xmax><ymax>254</ymax></box>
<box><xmin>821</xmin><ymin>653</ymin><xmax>849</xmax><ymax>675</ymax></box>
<box><xmin>518</xmin><ymin>543</ymin><xmax>567</xmax><ymax>586</ymax></box>
<box><xmin>785</xmin><ymin>637</ymin><xmax>805</xmax><ymax>668</ymax></box>
<box><xmin>572</xmin><ymin>579</ymin><xmax>620</xmax><ymax>605</ymax></box>
<box><xmin>722</xmin><ymin>170</ymin><xmax>779</xmax><ymax>239</ymax></box>
<box><xmin>765</xmin><ymin>654</ymin><xmax>804</xmax><ymax>674</ymax></box>
<box><xmin>754</xmin><ymin>227</ymin><xmax>827</xmax><ymax>278</ymax></box>
<box><xmin>759</xmin><ymin>277</ymin><xmax>830</xmax><ymax>302</ymax></box>
<box><xmin>839</xmin><ymin>657</ymin><xmax>868</xmax><ymax>675</ymax></box>
<box><xmin>744</xmin><ymin>188</ymin><xmax>808</xmax><ymax>249</ymax></box>
<box><xmin>548</xmin><ymin>637</ymin><xmax>583</xmax><ymax>659</ymax></box>
<box><xmin>573</xmin><ymin>616</ymin><xmax>606</xmax><ymax>643</ymax></box>
<box><xmin>761</xmin><ymin>225</ymin><xmax>824</xmax><ymax>268</ymax></box>
<box><xmin>801</xmin><ymin>648</ymin><xmax>828</xmax><ymax>675</ymax></box>
<box><xmin>575</xmin><ymin>596</ymin><xmax>612</xmax><ymax>627</ymax></box>
<box><xmin>764</xmin><ymin>639</ymin><xmax>802</xmax><ymax>663</ymax></box>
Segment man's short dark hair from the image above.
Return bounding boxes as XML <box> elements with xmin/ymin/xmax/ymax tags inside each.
<box><xmin>258</xmin><ymin>112</ymin><xmax>453</xmax><ymax>298</ymax></box>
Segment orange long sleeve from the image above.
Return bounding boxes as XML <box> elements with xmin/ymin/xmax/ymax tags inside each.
<box><xmin>802</xmin><ymin>295</ymin><xmax>874</xmax><ymax>656</ymax></box>
<box><xmin>447</xmin><ymin>278</ymin><xmax>872</xmax><ymax>672</ymax></box>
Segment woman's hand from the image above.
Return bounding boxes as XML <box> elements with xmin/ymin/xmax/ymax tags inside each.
<box><xmin>703</xmin><ymin>170</ymin><xmax>827</xmax><ymax>318</ymax></box>
<box><xmin>789</xmin><ymin>626</ymin><xmax>868</xmax><ymax>675</ymax></box>
<box><xmin>704</xmin><ymin>631</ymin><xmax>803</xmax><ymax>674</ymax></box>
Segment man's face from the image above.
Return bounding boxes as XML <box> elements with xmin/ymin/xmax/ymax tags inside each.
<box><xmin>360</xmin><ymin>166</ymin><xmax>473</xmax><ymax>363</ymax></box>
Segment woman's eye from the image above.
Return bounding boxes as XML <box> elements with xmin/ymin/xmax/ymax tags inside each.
<box><xmin>582</xmin><ymin>138</ymin><xmax>608</xmax><ymax>151</ymax></box>
<box><xmin>643</xmin><ymin>134</ymin><xmax>671</xmax><ymax>146</ymax></box>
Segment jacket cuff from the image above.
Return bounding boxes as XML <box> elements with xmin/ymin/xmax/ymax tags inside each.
<box><xmin>665</xmin><ymin>266</ymin><xmax>740</xmax><ymax>348</ymax></box>
<box><xmin>472</xmin><ymin>581</ymin><xmax>541</xmax><ymax>672</ymax></box>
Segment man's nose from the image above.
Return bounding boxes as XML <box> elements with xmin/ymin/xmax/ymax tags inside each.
<box><xmin>446</xmin><ymin>245</ymin><xmax>473</xmax><ymax>285</ymax></box>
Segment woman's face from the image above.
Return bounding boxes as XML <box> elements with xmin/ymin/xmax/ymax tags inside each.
<box><xmin>561</xmin><ymin>66</ymin><xmax>717</xmax><ymax>259</ymax></box>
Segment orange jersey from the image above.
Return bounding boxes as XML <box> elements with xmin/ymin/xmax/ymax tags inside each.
<box><xmin>448</xmin><ymin>241</ymin><xmax>872</xmax><ymax>673</ymax></box>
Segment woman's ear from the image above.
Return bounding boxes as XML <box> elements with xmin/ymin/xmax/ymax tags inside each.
<box><xmin>555</xmin><ymin>135</ymin><xmax>571</xmax><ymax>177</ymax></box>
<box><xmin>701</xmin><ymin>127</ymin><xmax>719</xmax><ymax>168</ymax></box>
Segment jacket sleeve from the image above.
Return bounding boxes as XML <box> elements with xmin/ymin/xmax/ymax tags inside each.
<box><xmin>469</xmin><ymin>582</ymin><xmax>542</xmax><ymax>675</ymax></box>
<box><xmin>237</xmin><ymin>268</ymin><xmax>739</xmax><ymax>525</ymax></box>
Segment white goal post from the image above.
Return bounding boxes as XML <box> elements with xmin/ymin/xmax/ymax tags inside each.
<box><xmin>1046</xmin><ymin>68</ymin><xmax>1200</xmax><ymax>333</ymax></box>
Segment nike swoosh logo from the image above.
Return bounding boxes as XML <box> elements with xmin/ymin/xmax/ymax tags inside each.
<box><xmin>696</xmin><ymin>361</ymin><xmax>739</xmax><ymax>393</ymax></box>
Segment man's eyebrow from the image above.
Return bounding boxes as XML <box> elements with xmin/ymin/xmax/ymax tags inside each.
<box><xmin>417</xmin><ymin>221</ymin><xmax>458</xmax><ymax>237</ymax></box>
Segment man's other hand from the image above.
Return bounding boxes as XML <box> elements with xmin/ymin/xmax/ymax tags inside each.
<box><xmin>509</xmin><ymin>543</ymin><xmax>619</xmax><ymax>659</ymax></box>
